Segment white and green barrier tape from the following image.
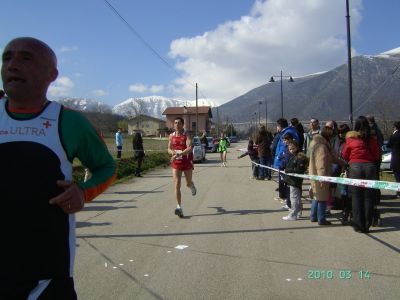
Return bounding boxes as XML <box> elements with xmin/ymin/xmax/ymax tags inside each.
<box><xmin>251</xmin><ymin>161</ymin><xmax>400</xmax><ymax>192</ymax></box>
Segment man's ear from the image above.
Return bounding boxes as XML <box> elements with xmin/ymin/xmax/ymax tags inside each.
<box><xmin>50</xmin><ymin>68</ymin><xmax>59</xmax><ymax>82</ymax></box>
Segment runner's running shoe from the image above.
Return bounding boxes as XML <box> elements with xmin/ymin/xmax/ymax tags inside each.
<box><xmin>175</xmin><ymin>208</ymin><xmax>184</xmax><ymax>218</ymax></box>
<box><xmin>190</xmin><ymin>183</ymin><xmax>197</xmax><ymax>196</ymax></box>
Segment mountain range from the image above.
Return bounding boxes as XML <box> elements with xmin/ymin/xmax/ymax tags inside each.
<box><xmin>214</xmin><ymin>48</ymin><xmax>400</xmax><ymax>123</ymax></box>
<box><xmin>57</xmin><ymin>96</ymin><xmax>216</xmax><ymax>120</ymax></box>
<box><xmin>57</xmin><ymin>48</ymin><xmax>400</xmax><ymax>124</ymax></box>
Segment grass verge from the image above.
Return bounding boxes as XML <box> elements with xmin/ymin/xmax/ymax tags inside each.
<box><xmin>73</xmin><ymin>152</ymin><xmax>170</xmax><ymax>183</ymax></box>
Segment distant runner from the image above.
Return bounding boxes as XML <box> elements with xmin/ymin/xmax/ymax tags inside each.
<box><xmin>218</xmin><ymin>132</ymin><xmax>230</xmax><ymax>167</ymax></box>
<box><xmin>168</xmin><ymin>117</ymin><xmax>197</xmax><ymax>217</ymax></box>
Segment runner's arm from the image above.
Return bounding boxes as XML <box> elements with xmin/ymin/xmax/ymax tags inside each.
<box><xmin>182</xmin><ymin>134</ymin><xmax>193</xmax><ymax>155</ymax></box>
<box><xmin>60</xmin><ymin>108</ymin><xmax>117</xmax><ymax>202</ymax></box>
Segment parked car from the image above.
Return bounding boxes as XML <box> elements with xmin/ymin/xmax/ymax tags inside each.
<box><xmin>381</xmin><ymin>141</ymin><xmax>391</xmax><ymax>170</ymax></box>
<box><xmin>206</xmin><ymin>137</ymin><xmax>217</xmax><ymax>153</ymax></box>
<box><xmin>192</xmin><ymin>136</ymin><xmax>206</xmax><ymax>162</ymax></box>
<box><xmin>228</xmin><ymin>136</ymin><xmax>238</xmax><ymax>143</ymax></box>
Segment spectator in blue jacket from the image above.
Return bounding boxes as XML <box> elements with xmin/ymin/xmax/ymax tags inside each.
<box><xmin>273</xmin><ymin>118</ymin><xmax>300</xmax><ymax>202</ymax></box>
<box><xmin>115</xmin><ymin>128</ymin><xmax>123</xmax><ymax>158</ymax></box>
<box><xmin>273</xmin><ymin>118</ymin><xmax>300</xmax><ymax>169</ymax></box>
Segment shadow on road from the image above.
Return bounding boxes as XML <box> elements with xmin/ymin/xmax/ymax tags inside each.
<box><xmin>77</xmin><ymin>220</ymin><xmax>400</xmax><ymax>254</ymax></box>
<box><xmin>144</xmin><ymin>174</ymin><xmax>173</xmax><ymax>178</ymax></box>
<box><xmin>82</xmin><ymin>205</ymin><xmax>137</xmax><ymax>212</ymax></box>
<box><xmin>78</xmin><ymin>224</ymin><xmax>344</xmax><ymax>239</ymax></box>
<box><xmin>76</xmin><ymin>221</ymin><xmax>112</xmax><ymax>228</ymax></box>
<box><xmin>192</xmin><ymin>206</ymin><xmax>284</xmax><ymax>216</ymax></box>
<box><xmin>115</xmin><ymin>190</ymin><xmax>164</xmax><ymax>194</ymax></box>
<box><xmin>91</xmin><ymin>199</ymin><xmax>134</xmax><ymax>204</ymax></box>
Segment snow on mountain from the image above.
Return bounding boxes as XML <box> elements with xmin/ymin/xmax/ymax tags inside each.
<box><xmin>112</xmin><ymin>95</ymin><xmax>216</xmax><ymax>119</ymax></box>
<box><xmin>57</xmin><ymin>97</ymin><xmax>112</xmax><ymax>113</ymax></box>
<box><xmin>374</xmin><ymin>47</ymin><xmax>400</xmax><ymax>59</ymax></box>
<box><xmin>56</xmin><ymin>96</ymin><xmax>215</xmax><ymax>118</ymax></box>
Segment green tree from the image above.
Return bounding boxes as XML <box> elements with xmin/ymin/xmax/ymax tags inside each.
<box><xmin>117</xmin><ymin>119</ymin><xmax>128</xmax><ymax>132</ymax></box>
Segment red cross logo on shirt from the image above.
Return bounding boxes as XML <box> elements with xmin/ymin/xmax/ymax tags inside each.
<box><xmin>43</xmin><ymin>120</ymin><xmax>52</xmax><ymax>129</ymax></box>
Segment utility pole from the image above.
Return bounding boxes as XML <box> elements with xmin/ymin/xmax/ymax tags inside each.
<box><xmin>345</xmin><ymin>0</ymin><xmax>354</xmax><ymax>127</ymax></box>
<box><xmin>265</xmin><ymin>97</ymin><xmax>268</xmax><ymax>128</ymax></box>
<box><xmin>195</xmin><ymin>83</ymin><xmax>199</xmax><ymax>136</ymax></box>
<box><xmin>216</xmin><ymin>106</ymin><xmax>220</xmax><ymax>137</ymax></box>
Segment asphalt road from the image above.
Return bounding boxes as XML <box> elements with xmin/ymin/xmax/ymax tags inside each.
<box><xmin>75</xmin><ymin>141</ymin><xmax>400</xmax><ymax>300</ymax></box>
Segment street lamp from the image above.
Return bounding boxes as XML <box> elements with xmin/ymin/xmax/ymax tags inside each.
<box><xmin>258</xmin><ymin>101</ymin><xmax>262</xmax><ymax>125</ymax></box>
<box><xmin>345</xmin><ymin>0</ymin><xmax>354</xmax><ymax>127</ymax></box>
<box><xmin>264</xmin><ymin>97</ymin><xmax>268</xmax><ymax>128</ymax></box>
<box><xmin>254</xmin><ymin>112</ymin><xmax>257</xmax><ymax>133</ymax></box>
<box><xmin>252</xmin><ymin>114</ymin><xmax>256</xmax><ymax>135</ymax></box>
<box><xmin>269</xmin><ymin>70</ymin><xmax>294</xmax><ymax>118</ymax></box>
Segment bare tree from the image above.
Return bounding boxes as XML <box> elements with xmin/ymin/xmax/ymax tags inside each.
<box><xmin>128</xmin><ymin>99</ymin><xmax>146</xmax><ymax>132</ymax></box>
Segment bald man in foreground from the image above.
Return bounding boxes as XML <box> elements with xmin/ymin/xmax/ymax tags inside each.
<box><xmin>1</xmin><ymin>37</ymin><xmax>117</xmax><ymax>299</ymax></box>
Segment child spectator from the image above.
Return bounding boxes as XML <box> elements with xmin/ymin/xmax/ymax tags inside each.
<box><xmin>238</xmin><ymin>138</ymin><xmax>259</xmax><ymax>179</ymax></box>
<box><xmin>282</xmin><ymin>140</ymin><xmax>309</xmax><ymax>220</ymax></box>
<box><xmin>280</xmin><ymin>133</ymin><xmax>294</xmax><ymax>210</ymax></box>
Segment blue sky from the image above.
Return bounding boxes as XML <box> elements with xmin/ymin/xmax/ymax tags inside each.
<box><xmin>1</xmin><ymin>0</ymin><xmax>399</xmax><ymax>106</ymax></box>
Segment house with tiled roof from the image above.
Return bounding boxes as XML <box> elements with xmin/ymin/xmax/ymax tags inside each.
<box><xmin>162</xmin><ymin>106</ymin><xmax>213</xmax><ymax>135</ymax></box>
<box><xmin>127</xmin><ymin>114</ymin><xmax>167</xmax><ymax>137</ymax></box>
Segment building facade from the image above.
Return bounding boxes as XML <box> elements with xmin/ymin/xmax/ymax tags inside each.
<box><xmin>127</xmin><ymin>114</ymin><xmax>167</xmax><ymax>137</ymax></box>
<box><xmin>162</xmin><ymin>106</ymin><xmax>213</xmax><ymax>135</ymax></box>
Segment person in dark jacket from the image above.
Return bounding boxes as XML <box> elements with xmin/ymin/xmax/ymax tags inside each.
<box><xmin>290</xmin><ymin>117</ymin><xmax>305</xmax><ymax>151</ymax></box>
<box><xmin>132</xmin><ymin>132</ymin><xmax>145</xmax><ymax>177</ymax></box>
<box><xmin>367</xmin><ymin>115</ymin><xmax>385</xmax><ymax>207</ymax></box>
<box><xmin>255</xmin><ymin>125</ymin><xmax>273</xmax><ymax>180</ymax></box>
<box><xmin>342</xmin><ymin>116</ymin><xmax>381</xmax><ymax>233</ymax></box>
<box><xmin>388</xmin><ymin>121</ymin><xmax>400</xmax><ymax>196</ymax></box>
<box><xmin>283</xmin><ymin>140</ymin><xmax>309</xmax><ymax>220</ymax></box>
<box><xmin>273</xmin><ymin>118</ymin><xmax>299</xmax><ymax>202</ymax></box>
<box><xmin>367</xmin><ymin>115</ymin><xmax>384</xmax><ymax>148</ymax></box>
<box><xmin>238</xmin><ymin>138</ymin><xmax>259</xmax><ymax>178</ymax></box>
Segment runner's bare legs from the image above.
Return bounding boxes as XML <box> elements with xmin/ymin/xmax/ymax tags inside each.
<box><xmin>183</xmin><ymin>169</ymin><xmax>193</xmax><ymax>189</ymax></box>
<box><xmin>173</xmin><ymin>169</ymin><xmax>183</xmax><ymax>206</ymax></box>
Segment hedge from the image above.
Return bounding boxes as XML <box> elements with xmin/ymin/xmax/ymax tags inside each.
<box><xmin>73</xmin><ymin>152</ymin><xmax>170</xmax><ymax>182</ymax></box>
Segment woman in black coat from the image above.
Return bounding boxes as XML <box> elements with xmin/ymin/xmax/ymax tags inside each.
<box><xmin>132</xmin><ymin>132</ymin><xmax>145</xmax><ymax>177</ymax></box>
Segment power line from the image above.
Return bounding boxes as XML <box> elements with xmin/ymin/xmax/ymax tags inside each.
<box><xmin>103</xmin><ymin>0</ymin><xmax>197</xmax><ymax>90</ymax></box>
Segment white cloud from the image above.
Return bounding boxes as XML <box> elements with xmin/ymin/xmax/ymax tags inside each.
<box><xmin>48</xmin><ymin>76</ymin><xmax>74</xmax><ymax>97</ymax></box>
<box><xmin>60</xmin><ymin>46</ymin><xmax>79</xmax><ymax>52</ymax></box>
<box><xmin>92</xmin><ymin>89</ymin><xmax>108</xmax><ymax>97</ymax></box>
<box><xmin>168</xmin><ymin>0</ymin><xmax>363</xmax><ymax>105</ymax></box>
<box><xmin>149</xmin><ymin>85</ymin><xmax>164</xmax><ymax>93</ymax></box>
<box><xmin>129</xmin><ymin>83</ymin><xmax>164</xmax><ymax>93</ymax></box>
<box><xmin>129</xmin><ymin>83</ymin><xmax>147</xmax><ymax>93</ymax></box>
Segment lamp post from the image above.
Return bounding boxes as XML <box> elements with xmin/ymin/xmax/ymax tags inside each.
<box><xmin>269</xmin><ymin>70</ymin><xmax>294</xmax><ymax>118</ymax></box>
<box><xmin>254</xmin><ymin>112</ymin><xmax>257</xmax><ymax>133</ymax></box>
<box><xmin>345</xmin><ymin>0</ymin><xmax>354</xmax><ymax>127</ymax></box>
<box><xmin>258</xmin><ymin>101</ymin><xmax>262</xmax><ymax>125</ymax></box>
<box><xmin>265</xmin><ymin>97</ymin><xmax>268</xmax><ymax>128</ymax></box>
<box><xmin>195</xmin><ymin>82</ymin><xmax>199</xmax><ymax>136</ymax></box>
